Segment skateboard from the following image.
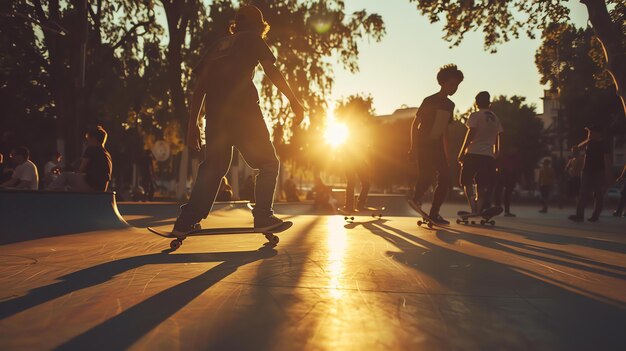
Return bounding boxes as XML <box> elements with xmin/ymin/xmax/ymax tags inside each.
<box><xmin>456</xmin><ymin>206</ymin><xmax>503</xmax><ymax>226</ymax></box>
<box><xmin>337</xmin><ymin>207</ymin><xmax>385</xmax><ymax>222</ymax></box>
<box><xmin>407</xmin><ymin>200</ymin><xmax>448</xmax><ymax>228</ymax></box>
<box><xmin>147</xmin><ymin>221</ymin><xmax>293</xmax><ymax>250</ymax></box>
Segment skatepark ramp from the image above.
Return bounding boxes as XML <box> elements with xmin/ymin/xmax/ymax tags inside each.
<box><xmin>0</xmin><ymin>190</ymin><xmax>129</xmax><ymax>244</ymax></box>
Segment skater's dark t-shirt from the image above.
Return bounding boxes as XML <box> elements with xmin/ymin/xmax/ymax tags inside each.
<box><xmin>584</xmin><ymin>139</ymin><xmax>610</xmax><ymax>172</ymax></box>
<box><xmin>198</xmin><ymin>31</ymin><xmax>276</xmax><ymax>101</ymax></box>
<box><xmin>413</xmin><ymin>93</ymin><xmax>455</xmax><ymax>146</ymax></box>
<box><xmin>83</xmin><ymin>146</ymin><xmax>112</xmax><ymax>191</ymax></box>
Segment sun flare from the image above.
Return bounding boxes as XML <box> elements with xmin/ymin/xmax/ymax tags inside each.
<box><xmin>323</xmin><ymin>120</ymin><xmax>349</xmax><ymax>148</ymax></box>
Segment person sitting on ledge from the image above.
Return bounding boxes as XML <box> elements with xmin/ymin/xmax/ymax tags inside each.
<box><xmin>0</xmin><ymin>147</ymin><xmax>39</xmax><ymax>190</ymax></box>
<box><xmin>48</xmin><ymin>126</ymin><xmax>112</xmax><ymax>192</ymax></box>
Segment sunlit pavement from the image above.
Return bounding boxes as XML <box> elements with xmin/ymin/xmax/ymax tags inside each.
<box><xmin>1</xmin><ymin>205</ymin><xmax>625</xmax><ymax>350</ymax></box>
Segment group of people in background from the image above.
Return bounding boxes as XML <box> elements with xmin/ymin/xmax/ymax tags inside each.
<box><xmin>338</xmin><ymin>63</ymin><xmax>625</xmax><ymax>225</ymax></box>
<box><xmin>534</xmin><ymin>123</ymin><xmax>625</xmax><ymax>221</ymax></box>
<box><xmin>0</xmin><ymin>126</ymin><xmax>113</xmax><ymax>193</ymax></box>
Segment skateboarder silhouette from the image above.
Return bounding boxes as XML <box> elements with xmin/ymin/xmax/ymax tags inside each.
<box><xmin>171</xmin><ymin>5</ymin><xmax>304</xmax><ymax>238</ymax></box>
<box><xmin>408</xmin><ymin>64</ymin><xmax>464</xmax><ymax>225</ymax></box>
<box><xmin>339</xmin><ymin>110</ymin><xmax>372</xmax><ymax>212</ymax></box>
<box><xmin>458</xmin><ymin>91</ymin><xmax>503</xmax><ymax>215</ymax></box>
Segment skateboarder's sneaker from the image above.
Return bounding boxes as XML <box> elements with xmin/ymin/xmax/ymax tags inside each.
<box><xmin>254</xmin><ymin>215</ymin><xmax>284</xmax><ymax>231</ymax></box>
<box><xmin>568</xmin><ymin>214</ymin><xmax>584</xmax><ymax>222</ymax></box>
<box><xmin>504</xmin><ymin>212</ymin><xmax>516</xmax><ymax>217</ymax></box>
<box><xmin>430</xmin><ymin>214</ymin><xmax>450</xmax><ymax>225</ymax></box>
<box><xmin>170</xmin><ymin>222</ymin><xmax>201</xmax><ymax>239</ymax></box>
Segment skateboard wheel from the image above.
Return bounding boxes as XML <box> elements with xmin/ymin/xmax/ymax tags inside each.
<box><xmin>471</xmin><ymin>221</ymin><xmax>476</xmax><ymax>225</ymax></box>
<box><xmin>427</xmin><ymin>222</ymin><xmax>433</xmax><ymax>228</ymax></box>
<box><xmin>456</xmin><ymin>219</ymin><xmax>461</xmax><ymax>224</ymax></box>
<box><xmin>480</xmin><ymin>220</ymin><xmax>485</xmax><ymax>225</ymax></box>
<box><xmin>344</xmin><ymin>216</ymin><xmax>349</xmax><ymax>220</ymax></box>
<box><xmin>264</xmin><ymin>233</ymin><xmax>279</xmax><ymax>244</ymax></box>
<box><xmin>417</xmin><ymin>220</ymin><xmax>423</xmax><ymax>226</ymax></box>
<box><xmin>490</xmin><ymin>221</ymin><xmax>495</xmax><ymax>226</ymax></box>
<box><xmin>170</xmin><ymin>239</ymin><xmax>181</xmax><ymax>250</ymax></box>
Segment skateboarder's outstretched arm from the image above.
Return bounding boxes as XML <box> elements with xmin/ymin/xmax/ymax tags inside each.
<box><xmin>260</xmin><ymin>59</ymin><xmax>304</xmax><ymax>126</ymax></box>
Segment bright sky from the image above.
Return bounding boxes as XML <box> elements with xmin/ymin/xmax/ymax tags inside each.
<box><xmin>330</xmin><ymin>0</ymin><xmax>590</xmax><ymax>115</ymax></box>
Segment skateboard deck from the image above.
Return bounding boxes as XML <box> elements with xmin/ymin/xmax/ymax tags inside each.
<box><xmin>407</xmin><ymin>200</ymin><xmax>448</xmax><ymax>228</ymax></box>
<box><xmin>456</xmin><ymin>206</ymin><xmax>503</xmax><ymax>225</ymax></box>
<box><xmin>147</xmin><ymin>221</ymin><xmax>293</xmax><ymax>250</ymax></box>
<box><xmin>337</xmin><ymin>207</ymin><xmax>385</xmax><ymax>221</ymax></box>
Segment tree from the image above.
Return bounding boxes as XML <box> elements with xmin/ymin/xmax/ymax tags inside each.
<box><xmin>535</xmin><ymin>23</ymin><xmax>623</xmax><ymax>146</ymax></box>
<box><xmin>0</xmin><ymin>1</ymin><xmax>54</xmax><ymax>167</ymax></box>
<box><xmin>11</xmin><ymin>0</ymin><xmax>156</xmax><ymax>161</ymax></box>
<box><xmin>408</xmin><ymin>0</ymin><xmax>626</xmax><ymax>118</ymax></box>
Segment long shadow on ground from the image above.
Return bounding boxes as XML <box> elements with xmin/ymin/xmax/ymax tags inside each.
<box><xmin>0</xmin><ymin>247</ymin><xmax>277</xmax><ymax>350</ymax></box>
<box><xmin>359</xmin><ymin>220</ymin><xmax>626</xmax><ymax>351</ymax></box>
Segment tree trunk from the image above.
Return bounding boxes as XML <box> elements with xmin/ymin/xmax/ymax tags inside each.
<box><xmin>161</xmin><ymin>0</ymin><xmax>193</xmax><ymax>199</ymax></box>
<box><xmin>581</xmin><ymin>0</ymin><xmax>626</xmax><ymax>117</ymax></box>
<box><xmin>161</xmin><ymin>0</ymin><xmax>189</xmax><ymax>125</ymax></box>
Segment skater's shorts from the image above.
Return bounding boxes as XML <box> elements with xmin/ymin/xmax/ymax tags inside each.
<box><xmin>460</xmin><ymin>153</ymin><xmax>496</xmax><ymax>187</ymax></box>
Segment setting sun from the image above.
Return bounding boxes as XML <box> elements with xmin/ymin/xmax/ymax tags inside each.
<box><xmin>324</xmin><ymin>119</ymin><xmax>349</xmax><ymax>148</ymax></box>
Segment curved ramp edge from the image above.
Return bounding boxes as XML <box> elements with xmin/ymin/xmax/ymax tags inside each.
<box><xmin>0</xmin><ymin>190</ymin><xmax>129</xmax><ymax>244</ymax></box>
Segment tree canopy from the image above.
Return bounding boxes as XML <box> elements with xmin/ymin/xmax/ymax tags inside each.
<box><xmin>2</xmin><ymin>1</ymin><xmax>384</xmax><ymax>187</ymax></box>
<box><xmin>535</xmin><ymin>23</ymin><xmax>624</xmax><ymax>144</ymax></box>
<box><xmin>408</xmin><ymin>0</ymin><xmax>625</xmax><ymax>117</ymax></box>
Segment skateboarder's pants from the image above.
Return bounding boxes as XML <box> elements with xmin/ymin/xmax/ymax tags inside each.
<box><xmin>576</xmin><ymin>170</ymin><xmax>606</xmax><ymax>218</ymax></box>
<box><xmin>413</xmin><ymin>145</ymin><xmax>450</xmax><ymax>215</ymax></box>
<box><xmin>345</xmin><ymin>161</ymin><xmax>370</xmax><ymax>209</ymax></box>
<box><xmin>460</xmin><ymin>153</ymin><xmax>496</xmax><ymax>209</ymax></box>
<box><xmin>177</xmin><ymin>109</ymin><xmax>279</xmax><ymax>227</ymax></box>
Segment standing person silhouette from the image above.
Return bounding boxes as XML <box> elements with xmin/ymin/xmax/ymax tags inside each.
<box><xmin>340</xmin><ymin>113</ymin><xmax>371</xmax><ymax>212</ymax></box>
<box><xmin>408</xmin><ymin>64</ymin><xmax>464</xmax><ymax>225</ymax></box>
<box><xmin>568</xmin><ymin>124</ymin><xmax>612</xmax><ymax>222</ymax></box>
<box><xmin>171</xmin><ymin>5</ymin><xmax>304</xmax><ymax>237</ymax></box>
<box><xmin>538</xmin><ymin>159</ymin><xmax>556</xmax><ymax>213</ymax></box>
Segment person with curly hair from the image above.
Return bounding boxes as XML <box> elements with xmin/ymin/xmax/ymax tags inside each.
<box><xmin>408</xmin><ymin>64</ymin><xmax>464</xmax><ymax>225</ymax></box>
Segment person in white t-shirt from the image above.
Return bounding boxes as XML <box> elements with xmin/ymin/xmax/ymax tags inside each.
<box><xmin>0</xmin><ymin>147</ymin><xmax>39</xmax><ymax>190</ymax></box>
<box><xmin>458</xmin><ymin>91</ymin><xmax>503</xmax><ymax>214</ymax></box>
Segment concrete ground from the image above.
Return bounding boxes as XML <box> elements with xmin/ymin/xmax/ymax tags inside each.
<box><xmin>0</xmin><ymin>203</ymin><xmax>625</xmax><ymax>350</ymax></box>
